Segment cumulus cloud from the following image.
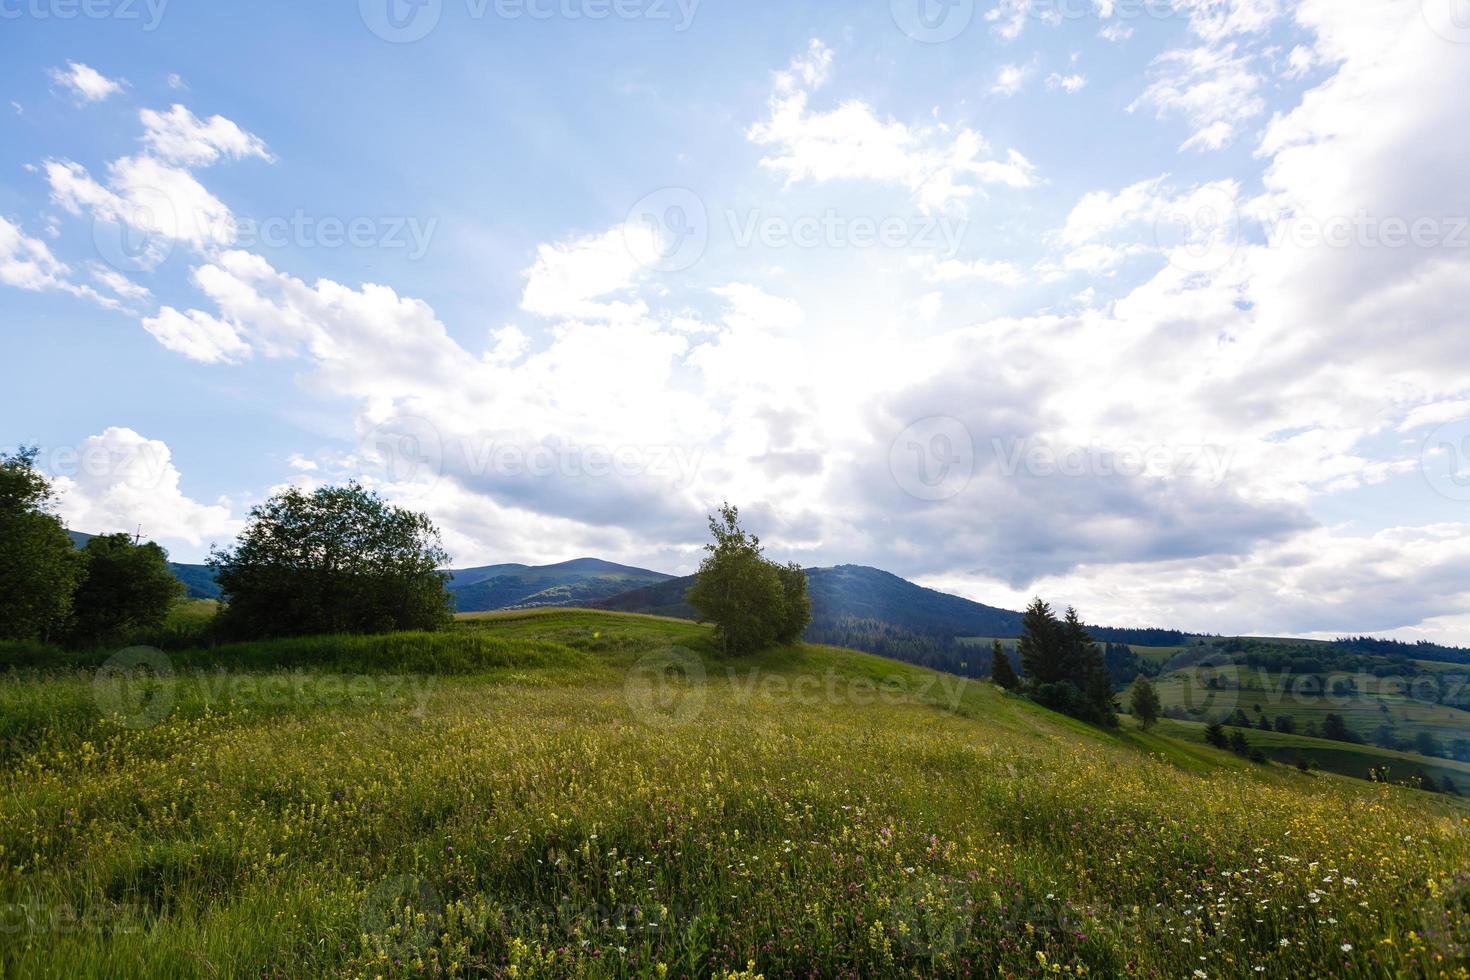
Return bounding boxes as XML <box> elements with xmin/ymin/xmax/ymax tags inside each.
<box><xmin>748</xmin><ymin>41</ymin><xmax>1038</xmax><ymax>213</ymax></box>
<box><xmin>51</xmin><ymin>428</ymin><xmax>240</xmax><ymax>549</ymax></box>
<box><xmin>140</xmin><ymin>104</ymin><xmax>273</xmax><ymax>166</ymax></box>
<box><xmin>141</xmin><ymin>306</ymin><xmax>250</xmax><ymax>363</ymax></box>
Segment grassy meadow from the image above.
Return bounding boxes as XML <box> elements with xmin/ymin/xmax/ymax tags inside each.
<box><xmin>2</xmin><ymin>610</ymin><xmax>1469</xmax><ymax>978</ymax></box>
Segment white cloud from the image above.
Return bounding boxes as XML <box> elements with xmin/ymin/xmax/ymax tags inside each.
<box><xmin>1130</xmin><ymin>44</ymin><xmax>1265</xmax><ymax>152</ymax></box>
<box><xmin>0</xmin><ymin>215</ymin><xmax>117</xmax><ymax>308</ymax></box>
<box><xmin>0</xmin><ymin>215</ymin><xmax>75</xmax><ymax>291</ymax></box>
<box><xmin>520</xmin><ymin>225</ymin><xmax>650</xmax><ymax>322</ymax></box>
<box><xmin>52</xmin><ymin>428</ymin><xmax>240</xmax><ymax>549</ymax></box>
<box><xmin>748</xmin><ymin>41</ymin><xmax>1037</xmax><ymax>213</ymax></box>
<box><xmin>90</xmin><ymin>264</ymin><xmax>152</xmax><ymax>302</ymax></box>
<box><xmin>1046</xmin><ymin>73</ymin><xmax>1087</xmax><ymax>94</ymax></box>
<box><xmin>49</xmin><ymin>62</ymin><xmax>124</xmax><ymax>103</ymax></box>
<box><xmin>142</xmin><ymin>307</ymin><xmax>251</xmax><ymax>363</ymax></box>
<box><xmin>140</xmin><ymin>104</ymin><xmax>272</xmax><ymax>166</ymax></box>
<box><xmin>992</xmin><ymin>63</ymin><xmax>1033</xmax><ymax>97</ymax></box>
<box><xmin>920</xmin><ymin>256</ymin><xmax>1025</xmax><ymax>286</ymax></box>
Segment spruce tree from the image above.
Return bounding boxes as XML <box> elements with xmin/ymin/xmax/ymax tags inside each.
<box><xmin>990</xmin><ymin>639</ymin><xmax>1019</xmax><ymax>690</ymax></box>
<box><xmin>1204</xmin><ymin>722</ymin><xmax>1227</xmax><ymax>749</ymax></box>
<box><xmin>1017</xmin><ymin>598</ymin><xmax>1063</xmax><ymax>685</ymax></box>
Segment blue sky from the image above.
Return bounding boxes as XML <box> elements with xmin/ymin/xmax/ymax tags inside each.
<box><xmin>4</xmin><ymin>0</ymin><xmax>1470</xmax><ymax>641</ymax></box>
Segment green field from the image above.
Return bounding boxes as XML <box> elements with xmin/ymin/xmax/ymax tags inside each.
<box><xmin>3</xmin><ymin>611</ymin><xmax>1469</xmax><ymax>978</ymax></box>
<box><xmin>1138</xmin><ymin>663</ymin><xmax>1470</xmax><ymax>752</ymax></box>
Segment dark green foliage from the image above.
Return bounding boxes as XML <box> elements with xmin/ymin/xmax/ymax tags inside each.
<box><xmin>1414</xmin><ymin>731</ymin><xmax>1446</xmax><ymax>759</ymax></box>
<box><xmin>774</xmin><ymin>561</ymin><xmax>813</xmax><ymax>644</ymax></box>
<box><xmin>1129</xmin><ymin>674</ymin><xmax>1161</xmax><ymax>729</ymax></box>
<box><xmin>209</xmin><ymin>483</ymin><xmax>453</xmax><ymax>640</ymax></box>
<box><xmin>1019</xmin><ymin>600</ymin><xmax>1116</xmax><ymax>726</ymax></box>
<box><xmin>1228</xmin><ymin>729</ymin><xmax>1251</xmax><ymax>755</ymax></box>
<box><xmin>67</xmin><ymin>534</ymin><xmax>184</xmax><ymax>649</ymax></box>
<box><xmin>685</xmin><ymin>503</ymin><xmax>802</xmax><ymax>655</ymax></box>
<box><xmin>990</xmin><ymin>639</ymin><xmax>1019</xmax><ymax>690</ymax></box>
<box><xmin>1274</xmin><ymin>715</ymin><xmax>1297</xmax><ymax>735</ymax></box>
<box><xmin>1321</xmin><ymin>713</ymin><xmax>1359</xmax><ymax>744</ymax></box>
<box><xmin>1018</xmin><ymin>598</ymin><xmax>1064</xmax><ymax>684</ymax></box>
<box><xmin>1204</xmin><ymin>722</ymin><xmax>1228</xmax><ymax>749</ymax></box>
<box><xmin>0</xmin><ymin>448</ymin><xmax>82</xmax><ymax>643</ymax></box>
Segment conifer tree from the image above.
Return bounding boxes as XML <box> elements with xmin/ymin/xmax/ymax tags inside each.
<box><xmin>1129</xmin><ymin>674</ymin><xmax>1162</xmax><ymax>730</ymax></box>
<box><xmin>990</xmin><ymin>639</ymin><xmax>1019</xmax><ymax>690</ymax></box>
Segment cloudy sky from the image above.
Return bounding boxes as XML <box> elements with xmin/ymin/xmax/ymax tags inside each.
<box><xmin>3</xmin><ymin>0</ymin><xmax>1470</xmax><ymax>641</ymax></box>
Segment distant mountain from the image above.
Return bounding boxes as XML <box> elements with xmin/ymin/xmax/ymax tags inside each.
<box><xmin>447</xmin><ymin>557</ymin><xmax>672</xmax><ymax>613</ymax></box>
<box><xmin>596</xmin><ymin>563</ymin><xmax>1193</xmax><ymax>646</ymax></box>
<box><xmin>595</xmin><ymin>564</ymin><xmax>1023</xmax><ymax>635</ymax></box>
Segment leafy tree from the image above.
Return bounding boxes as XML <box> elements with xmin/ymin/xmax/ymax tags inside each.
<box><xmin>990</xmin><ymin>639</ymin><xmax>1019</xmax><ymax>690</ymax></box>
<box><xmin>1204</xmin><ymin>722</ymin><xmax>1228</xmax><ymax>749</ymax></box>
<box><xmin>68</xmin><ymin>533</ymin><xmax>184</xmax><ymax>648</ymax></box>
<box><xmin>1321</xmin><ymin>713</ymin><xmax>1358</xmax><ymax>744</ymax></box>
<box><xmin>1129</xmin><ymin>674</ymin><xmax>1162</xmax><ymax>729</ymax></box>
<box><xmin>209</xmin><ymin>483</ymin><xmax>452</xmax><ymax>639</ymax></box>
<box><xmin>773</xmin><ymin>561</ymin><xmax>812</xmax><ymax>644</ymax></box>
<box><xmin>1274</xmin><ymin>715</ymin><xmax>1297</xmax><ymax>735</ymax></box>
<box><xmin>1442</xmin><ymin>776</ymin><xmax>1460</xmax><ymax>796</ymax></box>
<box><xmin>685</xmin><ymin>503</ymin><xmax>786</xmax><ymax>655</ymax></box>
<box><xmin>0</xmin><ymin>447</ymin><xmax>82</xmax><ymax>643</ymax></box>
<box><xmin>1414</xmin><ymin>731</ymin><xmax>1446</xmax><ymax>759</ymax></box>
<box><xmin>1227</xmin><ymin>729</ymin><xmax>1251</xmax><ymax>755</ymax></box>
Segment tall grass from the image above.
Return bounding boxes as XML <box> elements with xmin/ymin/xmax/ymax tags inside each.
<box><xmin>2</xmin><ymin>612</ymin><xmax>1467</xmax><ymax>978</ymax></box>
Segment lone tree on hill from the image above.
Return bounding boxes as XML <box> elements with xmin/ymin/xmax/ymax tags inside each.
<box><xmin>1204</xmin><ymin>722</ymin><xmax>1228</xmax><ymax>749</ymax></box>
<box><xmin>685</xmin><ymin>503</ymin><xmax>810</xmax><ymax>655</ymax></box>
<box><xmin>990</xmin><ymin>639</ymin><xmax>1019</xmax><ymax>690</ymax></box>
<box><xmin>1129</xmin><ymin>674</ymin><xmax>1162</xmax><ymax>729</ymax></box>
<box><xmin>69</xmin><ymin>533</ymin><xmax>183</xmax><ymax>648</ymax></box>
<box><xmin>209</xmin><ymin>483</ymin><xmax>453</xmax><ymax>640</ymax></box>
<box><xmin>0</xmin><ymin>447</ymin><xmax>81</xmax><ymax>643</ymax></box>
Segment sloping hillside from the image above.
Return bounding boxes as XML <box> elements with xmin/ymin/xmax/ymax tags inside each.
<box><xmin>3</xmin><ymin>610</ymin><xmax>1465</xmax><ymax>977</ymax></box>
<box><xmin>446</xmin><ymin>557</ymin><xmax>671</xmax><ymax>612</ymax></box>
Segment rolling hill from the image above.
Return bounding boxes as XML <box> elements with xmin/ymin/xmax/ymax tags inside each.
<box><xmin>3</xmin><ymin>609</ymin><xmax>1465</xmax><ymax>976</ymax></box>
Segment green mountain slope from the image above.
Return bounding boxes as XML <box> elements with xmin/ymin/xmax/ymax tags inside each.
<box><xmin>446</xmin><ymin>557</ymin><xmax>671</xmax><ymax>612</ymax></box>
